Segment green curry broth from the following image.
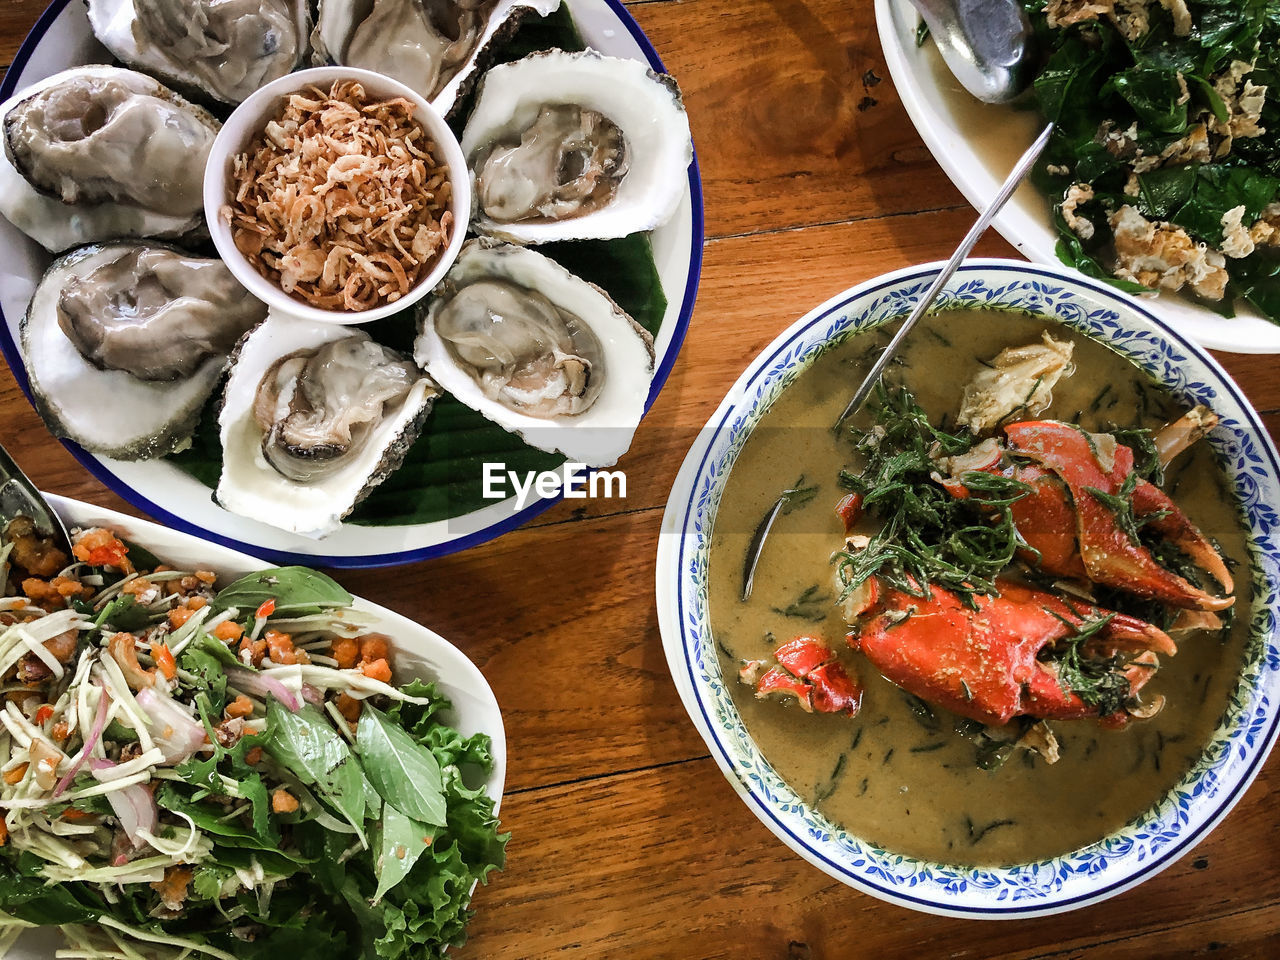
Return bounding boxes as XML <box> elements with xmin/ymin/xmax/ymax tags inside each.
<box><xmin>708</xmin><ymin>310</ymin><xmax>1251</xmax><ymax>866</ymax></box>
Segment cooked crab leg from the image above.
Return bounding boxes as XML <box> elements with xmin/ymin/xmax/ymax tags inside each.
<box><xmin>849</xmin><ymin>578</ymin><xmax>1173</xmax><ymax>726</ymax></box>
<box><xmin>1155</xmin><ymin>404</ymin><xmax>1219</xmax><ymax>470</ymax></box>
<box><xmin>1004</xmin><ymin>421</ymin><xmax>1233</xmax><ymax>610</ymax></box>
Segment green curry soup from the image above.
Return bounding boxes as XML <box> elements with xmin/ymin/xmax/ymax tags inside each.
<box><xmin>708</xmin><ymin>310</ymin><xmax>1251</xmax><ymax>866</ymax></box>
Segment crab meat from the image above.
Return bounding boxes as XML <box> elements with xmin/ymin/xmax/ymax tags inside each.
<box><xmin>740</xmin><ymin>636</ymin><xmax>862</xmax><ymax>716</ymax></box>
<box><xmin>956</xmin><ymin>334</ymin><xmax>1075</xmax><ymax>435</ymax></box>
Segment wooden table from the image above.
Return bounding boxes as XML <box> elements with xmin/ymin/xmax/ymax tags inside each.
<box><xmin>3</xmin><ymin>1</ymin><xmax>1280</xmax><ymax>957</ymax></box>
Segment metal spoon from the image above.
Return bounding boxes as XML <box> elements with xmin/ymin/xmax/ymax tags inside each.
<box><xmin>0</xmin><ymin>443</ymin><xmax>72</xmax><ymax>558</ymax></box>
<box><xmin>739</xmin><ymin>0</ymin><xmax>1044</xmax><ymax>600</ymax></box>
<box><xmin>909</xmin><ymin>0</ymin><xmax>1037</xmax><ymax>104</ymax></box>
<box><xmin>741</xmin><ymin>124</ymin><xmax>1054</xmax><ymax>600</ymax></box>
<box><xmin>834</xmin><ymin>120</ymin><xmax>1054</xmax><ymax>429</ymax></box>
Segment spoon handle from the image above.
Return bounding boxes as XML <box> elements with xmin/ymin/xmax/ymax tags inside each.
<box><xmin>834</xmin><ymin>121</ymin><xmax>1055</xmax><ymax>429</ymax></box>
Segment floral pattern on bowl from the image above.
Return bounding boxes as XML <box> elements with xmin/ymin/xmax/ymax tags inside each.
<box><xmin>655</xmin><ymin>259</ymin><xmax>1280</xmax><ymax>918</ymax></box>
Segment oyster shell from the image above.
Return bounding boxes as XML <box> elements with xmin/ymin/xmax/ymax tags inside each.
<box><xmin>218</xmin><ymin>313</ymin><xmax>439</xmax><ymax>537</ymax></box>
<box><xmin>311</xmin><ymin>0</ymin><xmax>561</xmax><ymax>117</ymax></box>
<box><xmin>415</xmin><ymin>238</ymin><xmax>653</xmax><ymax>466</ymax></box>
<box><xmin>86</xmin><ymin>0</ymin><xmax>312</xmax><ymax>106</ymax></box>
<box><xmin>0</xmin><ymin>66</ymin><xmax>218</xmax><ymax>252</ymax></box>
<box><xmin>462</xmin><ymin>49</ymin><xmax>691</xmax><ymax>243</ymax></box>
<box><xmin>21</xmin><ymin>242</ymin><xmax>267</xmax><ymax>459</ymax></box>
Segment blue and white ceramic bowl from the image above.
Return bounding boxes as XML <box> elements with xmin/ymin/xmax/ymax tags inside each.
<box><xmin>655</xmin><ymin>259</ymin><xmax>1280</xmax><ymax>919</ymax></box>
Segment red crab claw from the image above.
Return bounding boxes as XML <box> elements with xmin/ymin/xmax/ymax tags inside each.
<box><xmin>852</xmin><ymin>579</ymin><xmax>1174</xmax><ymax>726</ymax></box>
<box><xmin>739</xmin><ymin>636</ymin><xmax>863</xmax><ymax>716</ymax></box>
<box><xmin>1003</xmin><ymin>421</ymin><xmax>1233</xmax><ymax>611</ymax></box>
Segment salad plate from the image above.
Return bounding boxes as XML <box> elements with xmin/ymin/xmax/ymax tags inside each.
<box><xmin>875</xmin><ymin>0</ymin><xmax>1280</xmax><ymax>354</ymax></box>
<box><xmin>6</xmin><ymin>491</ymin><xmax>506</xmax><ymax>957</ymax></box>
<box><xmin>656</xmin><ymin>258</ymin><xmax>1280</xmax><ymax>917</ymax></box>
<box><xmin>0</xmin><ymin>0</ymin><xmax>704</xmax><ymax>568</ymax></box>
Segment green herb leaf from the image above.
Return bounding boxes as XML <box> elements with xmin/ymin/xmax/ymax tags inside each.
<box><xmin>266</xmin><ymin>702</ymin><xmax>369</xmax><ymax>840</ymax></box>
<box><xmin>835</xmin><ymin>383</ymin><xmax>1031</xmax><ymax>607</ymax></box>
<box><xmin>770</xmin><ymin>584</ymin><xmax>831</xmax><ymax>621</ymax></box>
<box><xmin>779</xmin><ymin>477</ymin><xmax>819</xmax><ymax>515</ymax></box>
<box><xmin>211</xmin><ymin>567</ymin><xmax>353</xmax><ymax>617</ymax></box>
<box><xmin>93</xmin><ymin>594</ymin><xmax>151</xmax><ymax>633</ymax></box>
<box><xmin>357</xmin><ymin>705</ymin><xmax>447</xmax><ymax>828</ymax></box>
<box><xmin>373</xmin><ymin>803</ymin><xmax>435</xmax><ymax>903</ymax></box>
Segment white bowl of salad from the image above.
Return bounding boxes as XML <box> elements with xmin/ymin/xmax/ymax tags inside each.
<box><xmin>0</xmin><ymin>494</ymin><xmax>506</xmax><ymax>959</ymax></box>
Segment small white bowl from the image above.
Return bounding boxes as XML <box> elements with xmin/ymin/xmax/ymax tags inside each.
<box><xmin>203</xmin><ymin>66</ymin><xmax>470</xmax><ymax>326</ymax></box>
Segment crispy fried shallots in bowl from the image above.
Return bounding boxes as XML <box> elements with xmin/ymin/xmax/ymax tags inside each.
<box><xmin>204</xmin><ymin>67</ymin><xmax>469</xmax><ymax>325</ymax></box>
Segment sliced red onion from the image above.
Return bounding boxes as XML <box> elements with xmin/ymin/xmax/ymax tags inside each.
<box><xmin>300</xmin><ymin>684</ymin><xmax>323</xmax><ymax>706</ymax></box>
<box><xmin>52</xmin><ymin>685</ymin><xmax>110</xmax><ymax>799</ymax></box>
<box><xmin>136</xmin><ymin>687</ymin><xmax>206</xmax><ymax>764</ymax></box>
<box><xmin>228</xmin><ymin>667</ymin><xmax>301</xmax><ymax>713</ymax></box>
<box><xmin>91</xmin><ymin>759</ymin><xmax>157</xmax><ymax>849</ymax></box>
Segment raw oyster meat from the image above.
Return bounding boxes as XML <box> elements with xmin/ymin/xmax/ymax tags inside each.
<box><xmin>311</xmin><ymin>0</ymin><xmax>560</xmax><ymax>116</ymax></box>
<box><xmin>218</xmin><ymin>314</ymin><xmax>439</xmax><ymax>537</ymax></box>
<box><xmin>462</xmin><ymin>49</ymin><xmax>691</xmax><ymax>243</ymax></box>
<box><xmin>86</xmin><ymin>0</ymin><xmax>311</xmax><ymax>106</ymax></box>
<box><xmin>415</xmin><ymin>238</ymin><xmax>653</xmax><ymax>466</ymax></box>
<box><xmin>21</xmin><ymin>242</ymin><xmax>267</xmax><ymax>459</ymax></box>
<box><xmin>0</xmin><ymin>66</ymin><xmax>218</xmax><ymax>251</ymax></box>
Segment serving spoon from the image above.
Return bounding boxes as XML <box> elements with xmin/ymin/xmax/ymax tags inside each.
<box><xmin>739</xmin><ymin>124</ymin><xmax>1050</xmax><ymax>600</ymax></box>
<box><xmin>0</xmin><ymin>442</ymin><xmax>72</xmax><ymax>558</ymax></box>
<box><xmin>740</xmin><ymin>0</ymin><xmax>1046</xmax><ymax>601</ymax></box>
<box><xmin>907</xmin><ymin>0</ymin><xmax>1037</xmax><ymax>104</ymax></box>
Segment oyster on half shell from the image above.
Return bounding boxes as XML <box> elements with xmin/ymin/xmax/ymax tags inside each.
<box><xmin>415</xmin><ymin>239</ymin><xmax>654</xmax><ymax>467</ymax></box>
<box><xmin>311</xmin><ymin>0</ymin><xmax>560</xmax><ymax>116</ymax></box>
<box><xmin>21</xmin><ymin>242</ymin><xmax>267</xmax><ymax>459</ymax></box>
<box><xmin>86</xmin><ymin>0</ymin><xmax>312</xmax><ymax>106</ymax></box>
<box><xmin>218</xmin><ymin>314</ymin><xmax>439</xmax><ymax>538</ymax></box>
<box><xmin>0</xmin><ymin>66</ymin><xmax>218</xmax><ymax>251</ymax></box>
<box><xmin>462</xmin><ymin>49</ymin><xmax>691</xmax><ymax>244</ymax></box>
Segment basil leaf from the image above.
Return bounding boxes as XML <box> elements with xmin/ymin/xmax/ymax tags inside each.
<box><xmin>155</xmin><ymin>782</ymin><xmax>279</xmax><ymax>849</ymax></box>
<box><xmin>372</xmin><ymin>803</ymin><xmax>435</xmax><ymax>903</ymax></box>
<box><xmin>266</xmin><ymin>702</ymin><xmax>368</xmax><ymax>839</ymax></box>
<box><xmin>357</xmin><ymin>705</ymin><xmax>447</xmax><ymax>827</ymax></box>
<box><xmin>211</xmin><ymin>567</ymin><xmax>353</xmax><ymax>616</ymax></box>
<box><xmin>94</xmin><ymin>594</ymin><xmax>151</xmax><ymax>633</ymax></box>
<box><xmin>0</xmin><ymin>870</ymin><xmax>98</xmax><ymax>924</ymax></box>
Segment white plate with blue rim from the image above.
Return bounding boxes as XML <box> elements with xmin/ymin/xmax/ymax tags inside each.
<box><xmin>655</xmin><ymin>258</ymin><xmax>1280</xmax><ymax>917</ymax></box>
<box><xmin>11</xmin><ymin>491</ymin><xmax>506</xmax><ymax>955</ymax></box>
<box><xmin>874</xmin><ymin>0</ymin><xmax>1280</xmax><ymax>354</ymax></box>
<box><xmin>0</xmin><ymin>0</ymin><xmax>703</xmax><ymax>568</ymax></box>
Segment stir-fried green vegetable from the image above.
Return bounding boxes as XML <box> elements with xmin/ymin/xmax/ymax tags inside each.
<box><xmin>1024</xmin><ymin>0</ymin><xmax>1280</xmax><ymax>319</ymax></box>
<box><xmin>0</xmin><ymin>539</ymin><xmax>505</xmax><ymax>959</ymax></box>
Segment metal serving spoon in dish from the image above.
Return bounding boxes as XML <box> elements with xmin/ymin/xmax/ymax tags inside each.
<box><xmin>739</xmin><ymin>0</ymin><xmax>1046</xmax><ymax>600</ymax></box>
<box><xmin>0</xmin><ymin>442</ymin><xmax>72</xmax><ymax>558</ymax></box>
<box><xmin>739</xmin><ymin>124</ymin><xmax>1052</xmax><ymax>600</ymax></box>
<box><xmin>908</xmin><ymin>0</ymin><xmax>1037</xmax><ymax>104</ymax></box>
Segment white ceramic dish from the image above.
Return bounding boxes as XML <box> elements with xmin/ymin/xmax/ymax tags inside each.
<box><xmin>656</xmin><ymin>258</ymin><xmax>1280</xmax><ymax>918</ymax></box>
<box><xmin>204</xmin><ymin>66</ymin><xmax>470</xmax><ymax>326</ymax></box>
<box><xmin>875</xmin><ymin>0</ymin><xmax>1280</xmax><ymax>354</ymax></box>
<box><xmin>10</xmin><ymin>491</ymin><xmax>507</xmax><ymax>956</ymax></box>
<box><xmin>0</xmin><ymin>0</ymin><xmax>703</xmax><ymax>568</ymax></box>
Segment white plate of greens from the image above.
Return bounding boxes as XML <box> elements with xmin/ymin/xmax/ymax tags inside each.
<box><xmin>876</xmin><ymin>0</ymin><xmax>1280</xmax><ymax>353</ymax></box>
<box><xmin>1</xmin><ymin>494</ymin><xmax>506</xmax><ymax>959</ymax></box>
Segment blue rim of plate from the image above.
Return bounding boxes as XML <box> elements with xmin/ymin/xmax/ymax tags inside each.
<box><xmin>664</xmin><ymin>259</ymin><xmax>1280</xmax><ymax>918</ymax></box>
<box><xmin>0</xmin><ymin>0</ymin><xmax>705</xmax><ymax>569</ymax></box>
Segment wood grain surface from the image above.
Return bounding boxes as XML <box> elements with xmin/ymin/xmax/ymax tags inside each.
<box><xmin>2</xmin><ymin>1</ymin><xmax>1279</xmax><ymax>957</ymax></box>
